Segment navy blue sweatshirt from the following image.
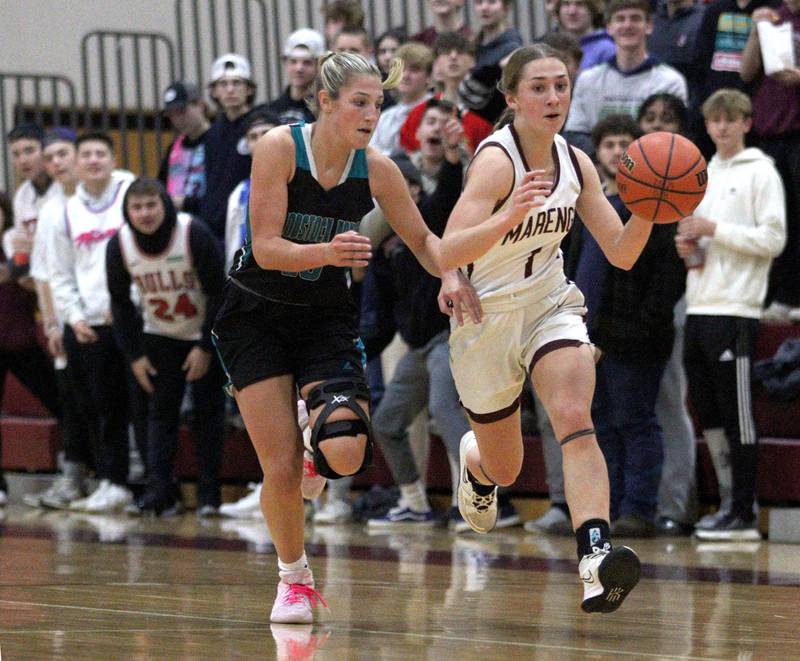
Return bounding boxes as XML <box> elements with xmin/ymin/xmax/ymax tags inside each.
<box><xmin>197</xmin><ymin>112</ymin><xmax>252</xmax><ymax>242</ymax></box>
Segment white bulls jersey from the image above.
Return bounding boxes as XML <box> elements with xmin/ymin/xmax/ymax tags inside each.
<box><xmin>118</xmin><ymin>213</ymin><xmax>206</xmax><ymax>341</ymax></box>
<box><xmin>467</xmin><ymin>126</ymin><xmax>583</xmax><ymax>300</ymax></box>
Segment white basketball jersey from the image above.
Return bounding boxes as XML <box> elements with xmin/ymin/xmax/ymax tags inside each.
<box><xmin>119</xmin><ymin>213</ymin><xmax>206</xmax><ymax>341</ymax></box>
<box><xmin>466</xmin><ymin>126</ymin><xmax>583</xmax><ymax>300</ymax></box>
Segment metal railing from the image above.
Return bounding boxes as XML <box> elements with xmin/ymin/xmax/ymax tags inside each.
<box><xmin>0</xmin><ymin>73</ymin><xmax>78</xmax><ymax>191</ymax></box>
<box><xmin>176</xmin><ymin>0</ymin><xmax>284</xmax><ymax>104</ymax></box>
<box><xmin>176</xmin><ymin>0</ymin><xmax>548</xmax><ymax>103</ymax></box>
<box><xmin>80</xmin><ymin>30</ymin><xmax>176</xmax><ymax>175</ymax></box>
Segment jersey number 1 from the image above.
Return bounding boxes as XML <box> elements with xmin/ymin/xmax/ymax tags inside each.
<box><xmin>524</xmin><ymin>248</ymin><xmax>542</xmax><ymax>279</ymax></box>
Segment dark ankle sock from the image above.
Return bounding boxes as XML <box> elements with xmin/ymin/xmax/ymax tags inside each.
<box><xmin>575</xmin><ymin>518</ymin><xmax>612</xmax><ymax>560</ymax></box>
<box><xmin>467</xmin><ymin>468</ymin><xmax>495</xmax><ymax>496</ymax></box>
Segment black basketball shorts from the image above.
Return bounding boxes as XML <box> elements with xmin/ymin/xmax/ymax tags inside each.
<box><xmin>212</xmin><ymin>281</ymin><xmax>367</xmax><ymax>393</ymax></box>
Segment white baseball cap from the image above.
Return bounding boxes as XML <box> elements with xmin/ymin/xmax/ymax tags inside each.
<box><xmin>283</xmin><ymin>28</ymin><xmax>325</xmax><ymax>59</ymax></box>
<box><xmin>210</xmin><ymin>53</ymin><xmax>253</xmax><ymax>83</ymax></box>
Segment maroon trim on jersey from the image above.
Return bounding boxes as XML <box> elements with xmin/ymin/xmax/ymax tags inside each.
<box><xmin>469</xmin><ymin>141</ymin><xmax>515</xmax><ymax>214</ymax></box>
<box><xmin>566</xmin><ymin>144</ymin><xmax>583</xmax><ymax>191</ymax></box>
<box><xmin>549</xmin><ymin>142</ymin><xmax>561</xmax><ymax>194</ymax></box>
<box><xmin>464</xmin><ymin>397</ymin><xmax>520</xmax><ymax>423</ymax></box>
<box><xmin>529</xmin><ymin>339</ymin><xmax>585</xmax><ymax>373</ymax></box>
<box><xmin>509</xmin><ymin>124</ymin><xmax>529</xmax><ymax>170</ymax></box>
<box><xmin>509</xmin><ymin>124</ymin><xmax>560</xmax><ymax>196</ymax></box>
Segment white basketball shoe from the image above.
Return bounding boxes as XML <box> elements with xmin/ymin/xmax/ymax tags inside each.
<box><xmin>270</xmin><ymin>569</ymin><xmax>328</xmax><ymax>624</ymax></box>
<box><xmin>579</xmin><ymin>544</ymin><xmax>641</xmax><ymax>613</ymax></box>
<box><xmin>457</xmin><ymin>431</ymin><xmax>497</xmax><ymax>534</ymax></box>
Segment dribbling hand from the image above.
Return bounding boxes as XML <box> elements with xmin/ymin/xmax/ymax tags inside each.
<box><xmin>508</xmin><ymin>170</ymin><xmax>552</xmax><ymax>225</ymax></box>
<box><xmin>439</xmin><ymin>269</ymin><xmax>483</xmax><ymax>326</ymax></box>
<box><xmin>326</xmin><ymin>231</ymin><xmax>372</xmax><ymax>268</ymax></box>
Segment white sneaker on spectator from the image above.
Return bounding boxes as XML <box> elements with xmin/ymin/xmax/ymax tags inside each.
<box><xmin>219</xmin><ymin>482</ymin><xmax>262</xmax><ymax>519</ymax></box>
<box><xmin>313</xmin><ymin>498</ymin><xmax>352</xmax><ymax>524</ymax></box>
<box><xmin>84</xmin><ymin>482</ymin><xmax>133</xmax><ymax>513</ymax></box>
<box><xmin>695</xmin><ymin>507</ymin><xmax>732</xmax><ymax>531</ymax></box>
<box><xmin>523</xmin><ymin>505</ymin><xmax>569</xmax><ymax>533</ymax></box>
<box><xmin>221</xmin><ymin>519</ymin><xmax>272</xmax><ymax>552</ymax></box>
<box><xmin>35</xmin><ymin>476</ymin><xmax>87</xmax><ymax>510</ymax></box>
<box><xmin>70</xmin><ymin>480</ymin><xmax>110</xmax><ymax>511</ymax></box>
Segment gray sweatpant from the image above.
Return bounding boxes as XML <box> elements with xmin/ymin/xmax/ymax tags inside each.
<box><xmin>656</xmin><ymin>298</ymin><xmax>698</xmax><ymax>524</ymax></box>
<box><xmin>372</xmin><ymin>331</ymin><xmax>469</xmax><ymax>486</ymax></box>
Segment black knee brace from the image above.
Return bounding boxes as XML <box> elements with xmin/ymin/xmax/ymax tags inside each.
<box><xmin>306</xmin><ymin>377</ymin><xmax>373</xmax><ymax>479</ymax></box>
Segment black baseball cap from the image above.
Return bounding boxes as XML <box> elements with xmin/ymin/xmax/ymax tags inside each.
<box><xmin>162</xmin><ymin>82</ymin><xmax>201</xmax><ymax>112</ymax></box>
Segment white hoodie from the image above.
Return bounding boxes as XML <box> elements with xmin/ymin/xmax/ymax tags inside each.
<box><xmin>49</xmin><ymin>170</ymin><xmax>135</xmax><ymax>326</ymax></box>
<box><xmin>686</xmin><ymin>147</ymin><xmax>786</xmax><ymax>320</ymax></box>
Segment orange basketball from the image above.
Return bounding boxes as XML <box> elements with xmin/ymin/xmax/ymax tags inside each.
<box><xmin>615</xmin><ymin>132</ymin><xmax>707</xmax><ymax>224</ymax></box>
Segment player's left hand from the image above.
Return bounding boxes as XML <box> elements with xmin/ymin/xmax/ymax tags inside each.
<box><xmin>183</xmin><ymin>346</ymin><xmax>211</xmax><ymax>382</ymax></box>
<box><xmin>679</xmin><ymin>215</ymin><xmax>716</xmax><ymax>239</ymax></box>
<box><xmin>439</xmin><ymin>269</ymin><xmax>482</xmax><ymax>326</ymax></box>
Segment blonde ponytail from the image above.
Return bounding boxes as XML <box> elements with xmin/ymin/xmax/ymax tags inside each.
<box><xmin>381</xmin><ymin>57</ymin><xmax>404</xmax><ymax>90</ymax></box>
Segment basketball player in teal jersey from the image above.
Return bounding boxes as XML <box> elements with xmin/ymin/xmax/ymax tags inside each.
<box><xmin>213</xmin><ymin>51</ymin><xmax>480</xmax><ymax>624</ymax></box>
<box><xmin>441</xmin><ymin>44</ymin><xmax>665</xmax><ymax>613</ymax></box>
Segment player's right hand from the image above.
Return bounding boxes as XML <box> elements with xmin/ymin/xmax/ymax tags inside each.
<box><xmin>131</xmin><ymin>355</ymin><xmax>158</xmax><ymax>394</ymax></box>
<box><xmin>507</xmin><ymin>170</ymin><xmax>552</xmax><ymax>225</ymax></box>
<box><xmin>326</xmin><ymin>230</ymin><xmax>372</xmax><ymax>268</ymax></box>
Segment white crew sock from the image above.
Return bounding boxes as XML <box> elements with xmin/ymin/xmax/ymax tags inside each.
<box><xmin>278</xmin><ymin>551</ymin><xmax>312</xmax><ymax>584</ymax></box>
<box><xmin>400</xmin><ymin>480</ymin><xmax>430</xmax><ymax>513</ymax></box>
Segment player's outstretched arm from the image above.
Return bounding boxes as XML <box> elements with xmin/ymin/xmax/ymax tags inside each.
<box><xmin>368</xmin><ymin>151</ymin><xmax>440</xmax><ymax>276</ymax></box>
<box><xmin>369</xmin><ymin>150</ymin><xmax>481</xmax><ymax>324</ymax></box>
<box><xmin>574</xmin><ymin>148</ymin><xmax>653</xmax><ymax>271</ymax></box>
<box><xmin>440</xmin><ymin>147</ymin><xmax>551</xmax><ymax>271</ymax></box>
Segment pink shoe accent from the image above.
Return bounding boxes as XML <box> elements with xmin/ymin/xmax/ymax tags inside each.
<box><xmin>284</xmin><ymin>583</ymin><xmax>327</xmax><ymax>609</ymax></box>
<box><xmin>301</xmin><ymin>450</ymin><xmax>327</xmax><ymax>500</ymax></box>
<box><xmin>271</xmin><ymin>579</ymin><xmax>328</xmax><ymax>624</ymax></box>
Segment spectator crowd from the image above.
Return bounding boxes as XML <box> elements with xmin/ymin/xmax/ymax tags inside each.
<box><xmin>0</xmin><ymin>0</ymin><xmax>797</xmax><ymax>542</ymax></box>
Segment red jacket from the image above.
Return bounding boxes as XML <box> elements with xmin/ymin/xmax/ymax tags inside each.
<box><xmin>399</xmin><ymin>93</ymin><xmax>493</xmax><ymax>154</ymax></box>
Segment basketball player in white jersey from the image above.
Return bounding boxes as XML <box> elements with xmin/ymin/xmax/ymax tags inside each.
<box><xmin>106</xmin><ymin>178</ymin><xmax>227</xmax><ymax>516</ymax></box>
<box><xmin>441</xmin><ymin>44</ymin><xmax>668</xmax><ymax>613</ymax></box>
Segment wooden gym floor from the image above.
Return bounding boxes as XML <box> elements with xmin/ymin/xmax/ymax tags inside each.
<box><xmin>0</xmin><ymin>504</ymin><xmax>797</xmax><ymax>660</ymax></box>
